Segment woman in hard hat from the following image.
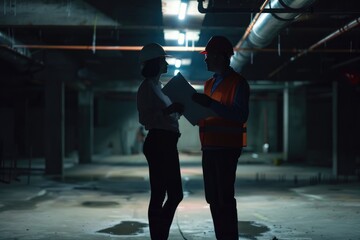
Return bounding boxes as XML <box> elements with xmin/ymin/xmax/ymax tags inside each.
<box><xmin>137</xmin><ymin>43</ymin><xmax>184</xmax><ymax>240</ymax></box>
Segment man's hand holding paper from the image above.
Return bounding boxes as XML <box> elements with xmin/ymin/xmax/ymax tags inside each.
<box><xmin>162</xmin><ymin>72</ymin><xmax>217</xmax><ymax>126</ymax></box>
<box><xmin>192</xmin><ymin>93</ymin><xmax>214</xmax><ymax>107</ymax></box>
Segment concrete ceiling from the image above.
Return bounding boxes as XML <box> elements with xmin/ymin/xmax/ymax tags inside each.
<box><xmin>0</xmin><ymin>0</ymin><xmax>359</xmax><ymax>92</ymax></box>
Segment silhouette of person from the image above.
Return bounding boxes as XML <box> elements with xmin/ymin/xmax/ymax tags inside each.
<box><xmin>136</xmin><ymin>43</ymin><xmax>184</xmax><ymax>240</ymax></box>
<box><xmin>192</xmin><ymin>36</ymin><xmax>250</xmax><ymax>239</ymax></box>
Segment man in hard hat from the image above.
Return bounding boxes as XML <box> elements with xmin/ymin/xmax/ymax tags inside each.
<box><xmin>192</xmin><ymin>35</ymin><xmax>250</xmax><ymax>239</ymax></box>
<box><xmin>137</xmin><ymin>43</ymin><xmax>184</xmax><ymax>240</ymax></box>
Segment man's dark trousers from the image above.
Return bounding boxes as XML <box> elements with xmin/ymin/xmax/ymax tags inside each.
<box><xmin>202</xmin><ymin>148</ymin><xmax>242</xmax><ymax>240</ymax></box>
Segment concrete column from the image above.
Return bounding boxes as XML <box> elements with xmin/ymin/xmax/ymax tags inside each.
<box><xmin>78</xmin><ymin>90</ymin><xmax>93</xmax><ymax>163</ymax></box>
<box><xmin>14</xmin><ymin>94</ymin><xmax>26</xmax><ymax>156</ymax></box>
<box><xmin>45</xmin><ymin>75</ymin><xmax>64</xmax><ymax>176</ymax></box>
<box><xmin>332</xmin><ymin>81</ymin><xmax>338</xmax><ymax>176</ymax></box>
<box><xmin>283</xmin><ymin>82</ymin><xmax>289</xmax><ymax>161</ymax></box>
<box><xmin>262</xmin><ymin>92</ymin><xmax>279</xmax><ymax>152</ymax></box>
<box><xmin>335</xmin><ymin>80</ymin><xmax>359</xmax><ymax>176</ymax></box>
<box><xmin>283</xmin><ymin>82</ymin><xmax>307</xmax><ymax>162</ymax></box>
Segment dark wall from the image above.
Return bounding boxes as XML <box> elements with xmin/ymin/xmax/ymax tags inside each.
<box><xmin>337</xmin><ymin>80</ymin><xmax>360</xmax><ymax>175</ymax></box>
<box><xmin>306</xmin><ymin>84</ymin><xmax>333</xmax><ymax>166</ymax></box>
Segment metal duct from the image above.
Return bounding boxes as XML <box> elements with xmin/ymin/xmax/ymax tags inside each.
<box><xmin>0</xmin><ymin>32</ymin><xmax>31</xmax><ymax>57</ymax></box>
<box><xmin>0</xmin><ymin>32</ymin><xmax>43</xmax><ymax>72</ymax></box>
<box><xmin>231</xmin><ymin>0</ymin><xmax>316</xmax><ymax>72</ymax></box>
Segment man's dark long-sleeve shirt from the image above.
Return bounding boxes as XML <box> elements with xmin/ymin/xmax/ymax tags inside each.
<box><xmin>209</xmin><ymin>67</ymin><xmax>250</xmax><ymax>124</ymax></box>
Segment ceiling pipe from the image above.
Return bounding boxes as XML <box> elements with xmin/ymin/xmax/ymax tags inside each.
<box><xmin>269</xmin><ymin>17</ymin><xmax>360</xmax><ymax>77</ymax></box>
<box><xmin>235</xmin><ymin>0</ymin><xmax>271</xmax><ymax>54</ymax></box>
<box><xmin>197</xmin><ymin>0</ymin><xmax>360</xmax><ymax>14</ymax></box>
<box><xmin>0</xmin><ymin>31</ymin><xmax>43</xmax><ymax>72</ymax></box>
<box><xmin>0</xmin><ymin>32</ymin><xmax>31</xmax><ymax>57</ymax></box>
<box><xmin>197</xmin><ymin>0</ymin><xmax>311</xmax><ymax>14</ymax></box>
<box><xmin>4</xmin><ymin>44</ymin><xmax>358</xmax><ymax>54</ymax></box>
<box><xmin>5</xmin><ymin>45</ymin><xmax>206</xmax><ymax>52</ymax></box>
<box><xmin>0</xmin><ymin>46</ymin><xmax>44</xmax><ymax>72</ymax></box>
<box><xmin>331</xmin><ymin>56</ymin><xmax>360</xmax><ymax>70</ymax></box>
<box><xmin>230</xmin><ymin>0</ymin><xmax>316</xmax><ymax>72</ymax></box>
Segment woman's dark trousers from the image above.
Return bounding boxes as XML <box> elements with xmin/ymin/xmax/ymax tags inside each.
<box><xmin>143</xmin><ymin>129</ymin><xmax>183</xmax><ymax>240</ymax></box>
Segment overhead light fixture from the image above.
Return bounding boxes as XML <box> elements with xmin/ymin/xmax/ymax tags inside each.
<box><xmin>175</xmin><ymin>59</ymin><xmax>182</xmax><ymax>68</ymax></box>
<box><xmin>164</xmin><ymin>30</ymin><xmax>181</xmax><ymax>41</ymax></box>
<box><xmin>162</xmin><ymin>0</ymin><xmax>205</xmax><ymax>18</ymax></box>
<box><xmin>167</xmin><ymin>57</ymin><xmax>191</xmax><ymax>66</ymax></box>
<box><xmin>178</xmin><ymin>0</ymin><xmax>188</xmax><ymax>20</ymax></box>
<box><xmin>178</xmin><ymin>32</ymin><xmax>185</xmax><ymax>45</ymax></box>
<box><xmin>174</xmin><ymin>69</ymin><xmax>180</xmax><ymax>76</ymax></box>
<box><xmin>164</xmin><ymin>29</ymin><xmax>200</xmax><ymax>44</ymax></box>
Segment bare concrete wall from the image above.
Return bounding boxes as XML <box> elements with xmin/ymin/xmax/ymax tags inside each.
<box><xmin>94</xmin><ymin>96</ymin><xmax>139</xmax><ymax>155</ymax></box>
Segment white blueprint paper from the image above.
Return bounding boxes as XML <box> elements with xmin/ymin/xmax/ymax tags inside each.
<box><xmin>162</xmin><ymin>73</ymin><xmax>217</xmax><ymax>126</ymax></box>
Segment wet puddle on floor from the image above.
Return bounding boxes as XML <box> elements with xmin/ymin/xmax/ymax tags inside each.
<box><xmin>98</xmin><ymin>220</ymin><xmax>270</xmax><ymax>238</ymax></box>
<box><xmin>81</xmin><ymin>201</ymin><xmax>119</xmax><ymax>207</ymax></box>
<box><xmin>0</xmin><ymin>190</ymin><xmax>51</xmax><ymax>212</ymax></box>
<box><xmin>239</xmin><ymin>221</ymin><xmax>270</xmax><ymax>240</ymax></box>
<box><xmin>97</xmin><ymin>221</ymin><xmax>148</xmax><ymax>235</ymax></box>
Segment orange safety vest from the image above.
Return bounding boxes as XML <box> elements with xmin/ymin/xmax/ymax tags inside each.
<box><xmin>199</xmin><ymin>71</ymin><xmax>247</xmax><ymax>148</ymax></box>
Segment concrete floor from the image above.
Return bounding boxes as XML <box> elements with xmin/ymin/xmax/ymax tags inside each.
<box><xmin>1</xmin><ymin>153</ymin><xmax>360</xmax><ymax>240</ymax></box>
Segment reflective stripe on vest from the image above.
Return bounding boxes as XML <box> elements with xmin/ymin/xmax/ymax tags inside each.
<box><xmin>199</xmin><ymin>71</ymin><xmax>247</xmax><ymax>148</ymax></box>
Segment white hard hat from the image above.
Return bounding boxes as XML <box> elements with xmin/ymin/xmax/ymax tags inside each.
<box><xmin>139</xmin><ymin>43</ymin><xmax>169</xmax><ymax>63</ymax></box>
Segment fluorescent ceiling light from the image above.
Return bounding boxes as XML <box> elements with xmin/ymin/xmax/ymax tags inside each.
<box><xmin>175</xmin><ymin>59</ymin><xmax>182</xmax><ymax>68</ymax></box>
<box><xmin>185</xmin><ymin>31</ymin><xmax>199</xmax><ymax>42</ymax></box>
<box><xmin>164</xmin><ymin>29</ymin><xmax>200</xmax><ymax>42</ymax></box>
<box><xmin>178</xmin><ymin>33</ymin><xmax>185</xmax><ymax>45</ymax></box>
<box><xmin>164</xmin><ymin>30</ymin><xmax>181</xmax><ymax>40</ymax></box>
<box><xmin>174</xmin><ymin>69</ymin><xmax>180</xmax><ymax>76</ymax></box>
<box><xmin>167</xmin><ymin>57</ymin><xmax>191</xmax><ymax>66</ymax></box>
<box><xmin>186</xmin><ymin>1</ymin><xmax>206</xmax><ymax>16</ymax></box>
<box><xmin>162</xmin><ymin>0</ymin><xmax>205</xmax><ymax>18</ymax></box>
<box><xmin>178</xmin><ymin>2</ymin><xmax>188</xmax><ymax>20</ymax></box>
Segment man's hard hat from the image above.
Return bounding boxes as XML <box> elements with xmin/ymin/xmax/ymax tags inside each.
<box><xmin>200</xmin><ymin>36</ymin><xmax>234</xmax><ymax>56</ymax></box>
<box><xmin>139</xmin><ymin>43</ymin><xmax>169</xmax><ymax>63</ymax></box>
